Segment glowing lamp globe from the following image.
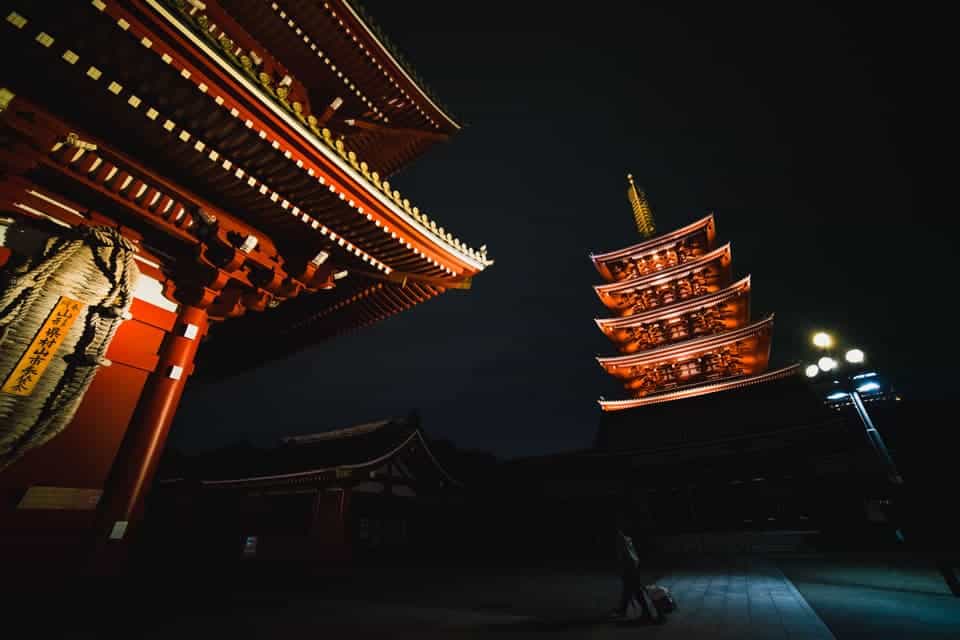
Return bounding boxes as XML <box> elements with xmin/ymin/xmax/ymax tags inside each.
<box><xmin>817</xmin><ymin>356</ymin><xmax>837</xmax><ymax>372</ymax></box>
<box><xmin>805</xmin><ymin>364</ymin><xmax>820</xmax><ymax>378</ymax></box>
<box><xmin>845</xmin><ymin>348</ymin><xmax>865</xmax><ymax>364</ymax></box>
<box><xmin>812</xmin><ymin>332</ymin><xmax>833</xmax><ymax>349</ymax></box>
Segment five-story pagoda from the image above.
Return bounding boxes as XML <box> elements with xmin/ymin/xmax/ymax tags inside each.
<box><xmin>591</xmin><ymin>176</ymin><xmax>796</xmax><ymax>411</ymax></box>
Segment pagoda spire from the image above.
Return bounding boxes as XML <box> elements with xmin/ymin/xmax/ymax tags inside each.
<box><xmin>627</xmin><ymin>174</ymin><xmax>656</xmax><ymax>238</ymax></box>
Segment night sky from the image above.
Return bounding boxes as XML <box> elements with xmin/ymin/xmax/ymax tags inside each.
<box><xmin>171</xmin><ymin>3</ymin><xmax>936</xmax><ymax>459</ymax></box>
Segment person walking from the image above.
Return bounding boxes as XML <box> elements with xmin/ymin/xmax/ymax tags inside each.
<box><xmin>611</xmin><ymin>516</ymin><xmax>660</xmax><ymax>622</ymax></box>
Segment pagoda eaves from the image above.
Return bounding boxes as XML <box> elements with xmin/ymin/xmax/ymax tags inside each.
<box><xmin>594</xmin><ymin>243</ymin><xmax>732</xmax><ymax>314</ymax></box>
<box><xmin>590</xmin><ymin>214</ymin><xmax>715</xmax><ymax>282</ymax></box>
<box><xmin>595</xmin><ymin>275</ymin><xmax>752</xmax><ymax>353</ymax></box>
<box><xmin>597</xmin><ymin>314</ymin><xmax>775</xmax><ymax>375</ymax></box>
<box><xmin>598</xmin><ymin>364</ymin><xmax>801</xmax><ymax>411</ymax></box>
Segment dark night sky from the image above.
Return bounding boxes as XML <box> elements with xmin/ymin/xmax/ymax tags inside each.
<box><xmin>171</xmin><ymin>3</ymin><xmax>940</xmax><ymax>459</ymax></box>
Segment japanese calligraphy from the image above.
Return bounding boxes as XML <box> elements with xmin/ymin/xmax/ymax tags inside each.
<box><xmin>2</xmin><ymin>296</ymin><xmax>85</xmax><ymax>396</ymax></box>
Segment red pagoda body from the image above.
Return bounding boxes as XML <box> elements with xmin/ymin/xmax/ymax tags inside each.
<box><xmin>0</xmin><ymin>0</ymin><xmax>490</xmax><ymax>571</ymax></box>
<box><xmin>592</xmin><ymin>177</ymin><xmax>797</xmax><ymax>411</ymax></box>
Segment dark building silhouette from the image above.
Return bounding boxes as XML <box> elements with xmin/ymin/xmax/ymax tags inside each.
<box><xmin>145</xmin><ymin>413</ymin><xmax>479</xmax><ymax>568</ymax></box>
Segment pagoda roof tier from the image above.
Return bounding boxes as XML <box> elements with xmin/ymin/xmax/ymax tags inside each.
<box><xmin>598</xmin><ymin>365</ymin><xmax>801</xmax><ymax>411</ymax></box>
<box><xmin>214</xmin><ymin>0</ymin><xmax>460</xmax><ymax>176</ymax></box>
<box><xmin>3</xmin><ymin>2</ymin><xmax>490</xmax><ymax>282</ymax></box>
<box><xmin>595</xmin><ymin>276</ymin><xmax>752</xmax><ymax>352</ymax></box>
<box><xmin>590</xmin><ymin>214</ymin><xmax>715</xmax><ymax>281</ymax></box>
<box><xmin>597</xmin><ymin>315</ymin><xmax>774</xmax><ymax>379</ymax></box>
<box><xmin>594</xmin><ymin>244</ymin><xmax>732</xmax><ymax>312</ymax></box>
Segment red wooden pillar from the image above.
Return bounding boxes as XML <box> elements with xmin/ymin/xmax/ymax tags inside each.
<box><xmin>92</xmin><ymin>304</ymin><xmax>208</xmax><ymax>564</ymax></box>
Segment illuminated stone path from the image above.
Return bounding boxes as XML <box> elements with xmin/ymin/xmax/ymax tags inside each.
<box><xmin>19</xmin><ymin>556</ymin><xmax>960</xmax><ymax>638</ymax></box>
<box><xmin>644</xmin><ymin>558</ymin><xmax>835</xmax><ymax>639</ymax></box>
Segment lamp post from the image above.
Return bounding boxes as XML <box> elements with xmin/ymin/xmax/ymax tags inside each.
<box><xmin>807</xmin><ymin>335</ymin><xmax>959</xmax><ymax>596</ymax></box>
<box><xmin>804</xmin><ymin>332</ymin><xmax>903</xmax><ymax>486</ymax></box>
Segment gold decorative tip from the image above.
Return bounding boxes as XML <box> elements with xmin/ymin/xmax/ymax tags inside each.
<box><xmin>626</xmin><ymin>173</ymin><xmax>656</xmax><ymax>238</ymax></box>
<box><xmin>0</xmin><ymin>88</ymin><xmax>14</xmax><ymax>113</ymax></box>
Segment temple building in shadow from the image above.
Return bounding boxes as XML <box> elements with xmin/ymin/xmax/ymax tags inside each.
<box><xmin>145</xmin><ymin>413</ymin><xmax>485</xmax><ymax>568</ymax></box>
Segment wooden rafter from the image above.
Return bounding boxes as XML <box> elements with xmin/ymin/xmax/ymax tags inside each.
<box><xmin>343</xmin><ymin>118</ymin><xmax>450</xmax><ymax>143</ymax></box>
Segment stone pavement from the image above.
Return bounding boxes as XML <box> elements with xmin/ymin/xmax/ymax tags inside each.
<box><xmin>469</xmin><ymin>557</ymin><xmax>835</xmax><ymax>638</ymax></box>
<box><xmin>779</xmin><ymin>554</ymin><xmax>960</xmax><ymax>639</ymax></box>
<box><xmin>252</xmin><ymin>557</ymin><xmax>834</xmax><ymax>639</ymax></box>
<box><xmin>645</xmin><ymin>557</ymin><xmax>835</xmax><ymax>639</ymax></box>
<box><xmin>6</xmin><ymin>558</ymin><xmax>850</xmax><ymax>638</ymax></box>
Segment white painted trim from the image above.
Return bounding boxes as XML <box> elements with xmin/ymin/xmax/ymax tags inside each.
<box><xmin>13</xmin><ymin>203</ymin><xmax>72</xmax><ymax>228</ymax></box>
<box><xmin>25</xmin><ymin>189</ymin><xmax>84</xmax><ymax>217</ymax></box>
<box><xmin>132</xmin><ymin>272</ymin><xmax>179</xmax><ymax>312</ymax></box>
<box><xmin>133</xmin><ymin>254</ymin><xmax>161</xmax><ymax>269</ymax></box>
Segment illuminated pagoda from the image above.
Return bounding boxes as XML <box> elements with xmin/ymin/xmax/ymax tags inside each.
<box><xmin>468</xmin><ymin>181</ymin><xmax>894</xmax><ymax>561</ymax></box>
<box><xmin>591</xmin><ymin>176</ymin><xmax>797</xmax><ymax>411</ymax></box>
<box><xmin>0</xmin><ymin>0</ymin><xmax>490</xmax><ymax>570</ymax></box>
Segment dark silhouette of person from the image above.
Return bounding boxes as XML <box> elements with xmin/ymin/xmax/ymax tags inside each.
<box><xmin>611</xmin><ymin>515</ymin><xmax>659</xmax><ymax>622</ymax></box>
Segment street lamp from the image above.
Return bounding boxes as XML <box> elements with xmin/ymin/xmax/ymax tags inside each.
<box><xmin>804</xmin><ymin>332</ymin><xmax>903</xmax><ymax>486</ymax></box>
<box><xmin>812</xmin><ymin>331</ymin><xmax>834</xmax><ymax>349</ymax></box>
<box><xmin>817</xmin><ymin>356</ymin><xmax>838</xmax><ymax>372</ymax></box>
<box><xmin>845</xmin><ymin>348</ymin><xmax>865</xmax><ymax>364</ymax></box>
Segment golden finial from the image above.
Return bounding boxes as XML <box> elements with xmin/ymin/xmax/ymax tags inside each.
<box><xmin>627</xmin><ymin>173</ymin><xmax>656</xmax><ymax>238</ymax></box>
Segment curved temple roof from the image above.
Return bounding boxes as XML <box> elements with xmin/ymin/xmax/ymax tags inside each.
<box><xmin>148</xmin><ymin>0</ymin><xmax>491</xmax><ymax>274</ymax></box>
<box><xmin>599</xmin><ymin>365</ymin><xmax>801</xmax><ymax>411</ymax></box>
<box><xmin>590</xmin><ymin>214</ymin><xmax>715</xmax><ymax>272</ymax></box>
<box><xmin>597</xmin><ymin>314</ymin><xmax>775</xmax><ymax>373</ymax></box>
<box><xmin>199</xmin><ymin>417</ymin><xmax>460</xmax><ymax>487</ymax></box>
<box><xmin>1</xmin><ymin>1</ymin><xmax>495</xmax><ymax>371</ymax></box>
<box><xmin>595</xmin><ymin>275</ymin><xmax>751</xmax><ymax>333</ymax></box>
<box><xmin>595</xmin><ymin>243</ymin><xmax>731</xmax><ymax>297</ymax></box>
<box><xmin>337</xmin><ymin>0</ymin><xmax>462</xmax><ymax>130</ymax></box>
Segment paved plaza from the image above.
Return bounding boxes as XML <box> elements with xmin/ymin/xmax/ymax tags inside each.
<box><xmin>10</xmin><ymin>555</ymin><xmax>960</xmax><ymax>638</ymax></box>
